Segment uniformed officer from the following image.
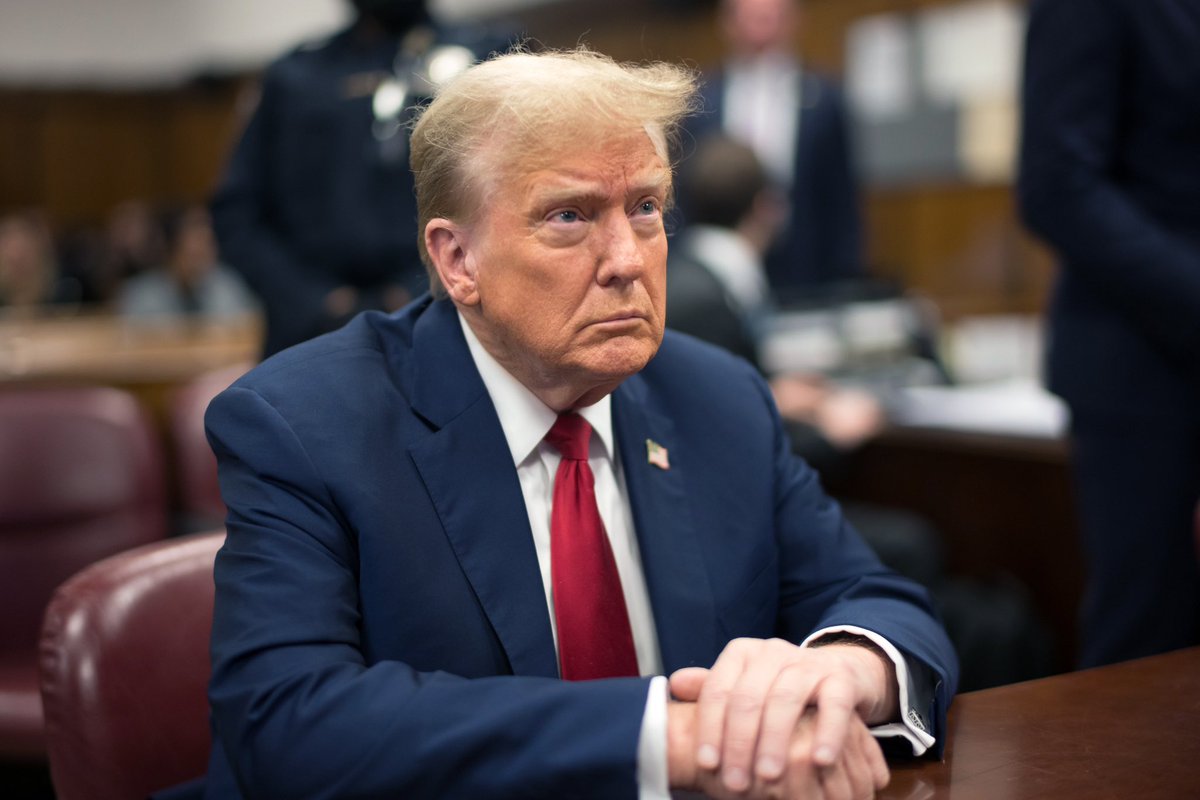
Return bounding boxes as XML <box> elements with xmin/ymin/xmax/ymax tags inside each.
<box><xmin>211</xmin><ymin>0</ymin><xmax>484</xmax><ymax>356</ymax></box>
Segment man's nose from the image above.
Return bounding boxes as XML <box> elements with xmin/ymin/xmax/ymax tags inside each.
<box><xmin>596</xmin><ymin>214</ymin><xmax>646</xmax><ymax>285</ymax></box>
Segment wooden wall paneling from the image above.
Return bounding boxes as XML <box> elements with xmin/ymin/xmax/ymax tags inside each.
<box><xmin>515</xmin><ymin>1</ymin><xmax>721</xmax><ymax>66</ymax></box>
<box><xmin>0</xmin><ymin>93</ymin><xmax>48</xmax><ymax>216</ymax></box>
<box><xmin>866</xmin><ymin>183</ymin><xmax>1056</xmax><ymax>319</ymax></box>
<box><xmin>39</xmin><ymin>92</ymin><xmax>172</xmax><ymax>227</ymax></box>
<box><xmin>801</xmin><ymin>0</ymin><xmax>966</xmax><ymax>75</ymax></box>
<box><xmin>161</xmin><ymin>83</ymin><xmax>243</xmax><ymax>206</ymax></box>
<box><xmin>0</xmin><ymin>85</ymin><xmax>244</xmax><ymax>229</ymax></box>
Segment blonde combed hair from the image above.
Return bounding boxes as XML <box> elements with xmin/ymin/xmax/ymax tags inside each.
<box><xmin>409</xmin><ymin>46</ymin><xmax>699</xmax><ymax>296</ymax></box>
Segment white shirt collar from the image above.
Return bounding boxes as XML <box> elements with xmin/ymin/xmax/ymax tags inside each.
<box><xmin>458</xmin><ymin>312</ymin><xmax>615</xmax><ymax>467</ymax></box>
<box><xmin>680</xmin><ymin>225</ymin><xmax>770</xmax><ymax>313</ymax></box>
<box><xmin>727</xmin><ymin>51</ymin><xmax>801</xmax><ymax>82</ymax></box>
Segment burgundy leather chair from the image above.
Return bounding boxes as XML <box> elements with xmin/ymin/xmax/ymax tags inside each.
<box><xmin>0</xmin><ymin>385</ymin><xmax>168</xmax><ymax>762</ymax></box>
<box><xmin>39</xmin><ymin>530</ymin><xmax>223</xmax><ymax>800</ymax></box>
<box><xmin>168</xmin><ymin>364</ymin><xmax>250</xmax><ymax>529</ymax></box>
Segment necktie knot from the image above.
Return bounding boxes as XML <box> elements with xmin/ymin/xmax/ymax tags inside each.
<box><xmin>545</xmin><ymin>413</ymin><xmax>592</xmax><ymax>461</ymax></box>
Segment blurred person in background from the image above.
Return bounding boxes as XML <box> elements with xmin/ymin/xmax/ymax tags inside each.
<box><xmin>685</xmin><ymin>0</ymin><xmax>864</xmax><ymax>296</ymax></box>
<box><xmin>98</xmin><ymin>199</ymin><xmax>166</xmax><ymax>302</ymax></box>
<box><xmin>669</xmin><ymin>133</ymin><xmax>884</xmax><ymax>459</ymax></box>
<box><xmin>1018</xmin><ymin>0</ymin><xmax>1200</xmax><ymax>667</ymax></box>
<box><xmin>52</xmin><ymin>199</ymin><xmax>167</xmax><ymax>308</ymax></box>
<box><xmin>118</xmin><ymin>205</ymin><xmax>258</xmax><ymax>322</ymax></box>
<box><xmin>211</xmin><ymin>0</ymin><xmax>495</xmax><ymax>358</ymax></box>
<box><xmin>0</xmin><ymin>212</ymin><xmax>81</xmax><ymax>312</ymax></box>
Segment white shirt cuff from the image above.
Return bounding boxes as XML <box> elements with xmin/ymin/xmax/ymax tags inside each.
<box><xmin>637</xmin><ymin>675</ymin><xmax>672</xmax><ymax>800</ymax></box>
<box><xmin>801</xmin><ymin>625</ymin><xmax>936</xmax><ymax>756</ymax></box>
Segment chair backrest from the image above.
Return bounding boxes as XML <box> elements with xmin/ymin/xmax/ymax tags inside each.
<box><xmin>168</xmin><ymin>364</ymin><xmax>249</xmax><ymax>526</ymax></box>
<box><xmin>0</xmin><ymin>385</ymin><xmax>168</xmax><ymax>660</ymax></box>
<box><xmin>38</xmin><ymin>530</ymin><xmax>224</xmax><ymax>800</ymax></box>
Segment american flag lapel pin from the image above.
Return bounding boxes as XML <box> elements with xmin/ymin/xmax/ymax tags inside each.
<box><xmin>646</xmin><ymin>439</ymin><xmax>670</xmax><ymax>470</ymax></box>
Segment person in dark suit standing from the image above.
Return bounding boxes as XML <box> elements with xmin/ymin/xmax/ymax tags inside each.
<box><xmin>210</xmin><ymin>0</ymin><xmax>484</xmax><ymax>357</ymax></box>
<box><xmin>686</xmin><ymin>0</ymin><xmax>864</xmax><ymax>294</ymax></box>
<box><xmin>202</xmin><ymin>48</ymin><xmax>957</xmax><ymax>799</ymax></box>
<box><xmin>1018</xmin><ymin>0</ymin><xmax>1200</xmax><ymax>668</ymax></box>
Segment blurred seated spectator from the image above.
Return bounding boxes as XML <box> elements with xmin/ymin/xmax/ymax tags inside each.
<box><xmin>0</xmin><ymin>212</ymin><xmax>82</xmax><ymax>312</ymax></box>
<box><xmin>97</xmin><ymin>200</ymin><xmax>166</xmax><ymax>304</ymax></box>
<box><xmin>668</xmin><ymin>133</ymin><xmax>884</xmax><ymax>459</ymax></box>
<box><xmin>117</xmin><ymin>206</ymin><xmax>259</xmax><ymax>322</ymax></box>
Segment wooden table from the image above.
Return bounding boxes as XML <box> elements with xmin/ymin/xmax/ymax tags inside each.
<box><xmin>883</xmin><ymin>646</ymin><xmax>1200</xmax><ymax>798</ymax></box>
<box><xmin>0</xmin><ymin>312</ymin><xmax>259</xmax><ymax>385</ymax></box>
<box><xmin>0</xmin><ymin>312</ymin><xmax>259</xmax><ymax>423</ymax></box>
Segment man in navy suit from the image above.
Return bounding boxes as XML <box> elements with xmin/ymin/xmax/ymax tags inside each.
<box><xmin>1018</xmin><ymin>0</ymin><xmax>1200</xmax><ymax>668</ymax></box>
<box><xmin>686</xmin><ymin>0</ymin><xmax>864</xmax><ymax>294</ymax></box>
<box><xmin>203</xmin><ymin>48</ymin><xmax>957</xmax><ymax>799</ymax></box>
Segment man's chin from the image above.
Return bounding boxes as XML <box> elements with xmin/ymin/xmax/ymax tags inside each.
<box><xmin>582</xmin><ymin>336</ymin><xmax>660</xmax><ymax>378</ymax></box>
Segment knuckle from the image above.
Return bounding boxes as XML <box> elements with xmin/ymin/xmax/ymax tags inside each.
<box><xmin>724</xmin><ymin>732</ymin><xmax>757</xmax><ymax>759</ymax></box>
<box><xmin>728</xmin><ymin>689</ymin><xmax>764</xmax><ymax>714</ymax></box>
<box><xmin>703</xmin><ymin>684</ymin><xmax>732</xmax><ymax>703</ymax></box>
<box><xmin>765</xmin><ymin>684</ymin><xmax>807</xmax><ymax>709</ymax></box>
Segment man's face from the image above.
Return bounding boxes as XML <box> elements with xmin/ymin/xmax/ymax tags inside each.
<box><xmin>724</xmin><ymin>0</ymin><xmax>797</xmax><ymax>55</ymax></box>
<box><xmin>454</xmin><ymin>131</ymin><xmax>671</xmax><ymax>408</ymax></box>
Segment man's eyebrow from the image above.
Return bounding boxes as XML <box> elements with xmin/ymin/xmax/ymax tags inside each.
<box><xmin>526</xmin><ymin>169</ymin><xmax>672</xmax><ymax>209</ymax></box>
<box><xmin>531</xmin><ymin>183</ymin><xmax>610</xmax><ymax>208</ymax></box>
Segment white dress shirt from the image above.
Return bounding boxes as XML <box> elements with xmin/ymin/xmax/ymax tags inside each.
<box><xmin>677</xmin><ymin>225</ymin><xmax>771</xmax><ymax>317</ymax></box>
<box><xmin>723</xmin><ymin>52</ymin><xmax>802</xmax><ymax>188</ymax></box>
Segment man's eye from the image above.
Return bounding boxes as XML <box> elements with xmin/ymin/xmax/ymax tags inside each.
<box><xmin>555</xmin><ymin>210</ymin><xmax>579</xmax><ymax>223</ymax></box>
<box><xmin>636</xmin><ymin>200</ymin><xmax>659</xmax><ymax>215</ymax></box>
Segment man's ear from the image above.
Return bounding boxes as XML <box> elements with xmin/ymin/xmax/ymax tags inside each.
<box><xmin>425</xmin><ymin>218</ymin><xmax>480</xmax><ymax>306</ymax></box>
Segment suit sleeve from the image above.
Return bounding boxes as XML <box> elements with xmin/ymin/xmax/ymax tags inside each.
<box><xmin>757</xmin><ymin>369</ymin><xmax>958</xmax><ymax>755</ymax></box>
<box><xmin>205</xmin><ymin>386</ymin><xmax>649</xmax><ymax>800</ymax></box>
<box><xmin>1017</xmin><ymin>0</ymin><xmax>1200</xmax><ymax>368</ymax></box>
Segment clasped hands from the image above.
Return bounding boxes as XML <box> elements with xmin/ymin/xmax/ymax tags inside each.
<box><xmin>667</xmin><ymin>637</ymin><xmax>898</xmax><ymax>799</ymax></box>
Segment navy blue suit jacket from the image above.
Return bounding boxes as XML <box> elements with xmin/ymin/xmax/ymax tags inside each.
<box><xmin>1018</xmin><ymin>0</ymin><xmax>1200</xmax><ymax>425</ymax></box>
<box><xmin>687</xmin><ymin>69</ymin><xmax>864</xmax><ymax>292</ymax></box>
<box><xmin>202</xmin><ymin>296</ymin><xmax>956</xmax><ymax>799</ymax></box>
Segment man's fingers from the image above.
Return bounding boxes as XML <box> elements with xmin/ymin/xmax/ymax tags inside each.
<box><xmin>712</xmin><ymin>640</ymin><xmax>805</xmax><ymax>792</ymax></box>
<box><xmin>693</xmin><ymin>644</ymin><xmax>752</xmax><ymax>772</ymax></box>
<box><xmin>669</xmin><ymin>667</ymin><xmax>710</xmax><ymax>702</ymax></box>
<box><xmin>837</xmin><ymin>724</ymin><xmax>874</xmax><ymax>800</ymax></box>
<box><xmin>817</xmin><ymin>759</ymin><xmax>855</xmax><ymax>800</ymax></box>
<box><xmin>753</xmin><ymin>663</ymin><xmax>820</xmax><ymax>781</ymax></box>
<box><xmin>862</xmin><ymin>726</ymin><xmax>890</xmax><ymax>791</ymax></box>
<box><xmin>843</xmin><ymin>721</ymin><xmax>890</xmax><ymax>798</ymax></box>
<box><xmin>810</xmin><ymin>675</ymin><xmax>859</xmax><ymax>767</ymax></box>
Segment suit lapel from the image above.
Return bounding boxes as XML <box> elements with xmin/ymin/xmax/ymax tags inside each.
<box><xmin>407</xmin><ymin>300</ymin><xmax>558</xmax><ymax>678</ymax></box>
<box><xmin>613</xmin><ymin>375</ymin><xmax>718</xmax><ymax>672</ymax></box>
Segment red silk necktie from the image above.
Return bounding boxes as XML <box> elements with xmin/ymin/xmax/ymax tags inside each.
<box><xmin>545</xmin><ymin>413</ymin><xmax>639</xmax><ymax>680</ymax></box>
